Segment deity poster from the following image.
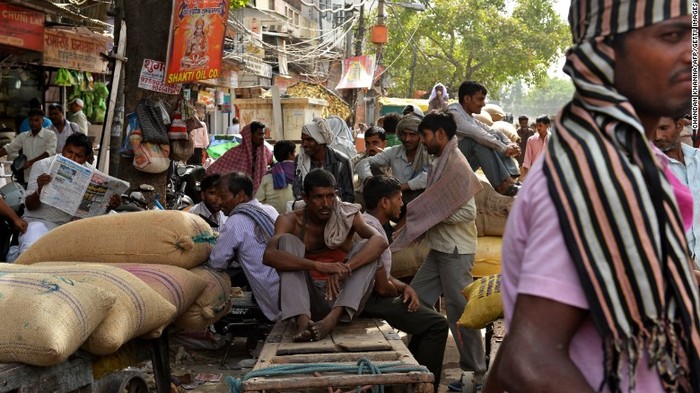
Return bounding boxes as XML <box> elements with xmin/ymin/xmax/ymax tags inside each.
<box><xmin>165</xmin><ymin>0</ymin><xmax>230</xmax><ymax>84</ymax></box>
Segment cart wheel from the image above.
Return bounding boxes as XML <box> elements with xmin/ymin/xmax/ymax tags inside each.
<box><xmin>461</xmin><ymin>371</ymin><xmax>477</xmax><ymax>393</ymax></box>
<box><xmin>122</xmin><ymin>375</ymin><xmax>149</xmax><ymax>393</ymax></box>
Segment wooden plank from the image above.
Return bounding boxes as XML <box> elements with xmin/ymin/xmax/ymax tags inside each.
<box><xmin>252</xmin><ymin>321</ymin><xmax>289</xmax><ymax>371</ymax></box>
<box><xmin>243</xmin><ymin>371</ymin><xmax>433</xmax><ymax>391</ymax></box>
<box><xmin>332</xmin><ymin>319</ymin><xmax>393</xmax><ymax>352</ymax></box>
<box><xmin>276</xmin><ymin>319</ymin><xmax>338</xmax><ymax>355</ymax></box>
<box><xmin>269</xmin><ymin>351</ymin><xmax>401</xmax><ymax>364</ymax></box>
<box><xmin>0</xmin><ymin>356</ymin><xmax>93</xmax><ymax>393</ymax></box>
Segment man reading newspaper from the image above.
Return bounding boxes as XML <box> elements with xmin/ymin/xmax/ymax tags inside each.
<box><xmin>16</xmin><ymin>133</ymin><xmax>125</xmax><ymax>258</ymax></box>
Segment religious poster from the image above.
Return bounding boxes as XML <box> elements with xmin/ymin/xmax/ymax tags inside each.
<box><xmin>335</xmin><ymin>55</ymin><xmax>377</xmax><ymax>90</ymax></box>
<box><xmin>165</xmin><ymin>0</ymin><xmax>230</xmax><ymax>85</ymax></box>
<box><xmin>0</xmin><ymin>4</ymin><xmax>44</xmax><ymax>52</ymax></box>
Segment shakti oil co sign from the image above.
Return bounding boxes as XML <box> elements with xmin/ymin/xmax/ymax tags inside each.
<box><xmin>164</xmin><ymin>0</ymin><xmax>230</xmax><ymax>84</ymax></box>
<box><xmin>0</xmin><ymin>4</ymin><xmax>45</xmax><ymax>52</ymax></box>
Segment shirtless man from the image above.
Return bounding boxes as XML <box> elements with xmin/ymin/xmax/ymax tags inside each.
<box><xmin>263</xmin><ymin>169</ymin><xmax>388</xmax><ymax>341</ymax></box>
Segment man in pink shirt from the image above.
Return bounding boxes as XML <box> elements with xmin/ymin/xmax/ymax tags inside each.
<box><xmin>520</xmin><ymin>115</ymin><xmax>550</xmax><ymax>178</ymax></box>
<box><xmin>484</xmin><ymin>0</ymin><xmax>699</xmax><ymax>392</ymax></box>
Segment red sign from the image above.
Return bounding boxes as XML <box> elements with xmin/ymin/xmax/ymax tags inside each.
<box><xmin>336</xmin><ymin>55</ymin><xmax>377</xmax><ymax>90</ymax></box>
<box><xmin>0</xmin><ymin>4</ymin><xmax>44</xmax><ymax>52</ymax></box>
<box><xmin>165</xmin><ymin>0</ymin><xmax>230</xmax><ymax>85</ymax></box>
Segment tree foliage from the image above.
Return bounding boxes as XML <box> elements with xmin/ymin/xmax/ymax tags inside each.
<box><xmin>502</xmin><ymin>77</ymin><xmax>575</xmax><ymax>118</ymax></box>
<box><xmin>229</xmin><ymin>0</ymin><xmax>251</xmax><ymax>10</ymax></box>
<box><xmin>375</xmin><ymin>0</ymin><xmax>570</xmax><ymax>99</ymax></box>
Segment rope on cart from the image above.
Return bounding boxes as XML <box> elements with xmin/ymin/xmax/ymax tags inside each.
<box><xmin>226</xmin><ymin>357</ymin><xmax>429</xmax><ymax>393</ymax></box>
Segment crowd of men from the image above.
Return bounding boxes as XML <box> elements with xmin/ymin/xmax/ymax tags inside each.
<box><xmin>1</xmin><ymin>0</ymin><xmax>697</xmax><ymax>390</ymax></box>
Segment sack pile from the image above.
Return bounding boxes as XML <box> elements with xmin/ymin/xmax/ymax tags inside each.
<box><xmin>0</xmin><ymin>211</ymin><xmax>233</xmax><ymax>366</ymax></box>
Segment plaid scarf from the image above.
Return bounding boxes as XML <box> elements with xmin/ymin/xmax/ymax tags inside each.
<box><xmin>543</xmin><ymin>1</ymin><xmax>700</xmax><ymax>391</ymax></box>
<box><xmin>206</xmin><ymin>124</ymin><xmax>273</xmax><ymax>193</ymax></box>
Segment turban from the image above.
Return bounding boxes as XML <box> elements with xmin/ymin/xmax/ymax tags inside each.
<box><xmin>301</xmin><ymin>117</ymin><xmax>334</xmax><ymax>145</ymax></box>
<box><xmin>396</xmin><ymin>115</ymin><xmax>421</xmax><ymax>134</ymax></box>
<box><xmin>544</xmin><ymin>0</ymin><xmax>698</xmax><ymax>391</ymax></box>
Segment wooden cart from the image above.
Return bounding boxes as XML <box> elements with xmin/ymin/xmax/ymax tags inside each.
<box><xmin>241</xmin><ymin>318</ymin><xmax>434</xmax><ymax>393</ymax></box>
<box><xmin>0</xmin><ymin>334</ymin><xmax>171</xmax><ymax>393</ymax></box>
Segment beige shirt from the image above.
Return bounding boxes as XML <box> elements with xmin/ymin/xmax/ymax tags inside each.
<box><xmin>4</xmin><ymin>128</ymin><xmax>58</xmax><ymax>179</ymax></box>
<box><xmin>254</xmin><ymin>173</ymin><xmax>294</xmax><ymax>214</ymax></box>
<box><xmin>424</xmin><ymin>197</ymin><xmax>477</xmax><ymax>254</ymax></box>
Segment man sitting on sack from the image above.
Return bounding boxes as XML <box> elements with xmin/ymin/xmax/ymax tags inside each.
<box><xmin>264</xmin><ymin>169</ymin><xmax>388</xmax><ymax>341</ymax></box>
<box><xmin>15</xmin><ymin>133</ymin><xmax>120</xmax><ymax>258</ymax></box>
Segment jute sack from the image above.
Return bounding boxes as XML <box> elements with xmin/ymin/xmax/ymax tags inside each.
<box><xmin>474</xmin><ymin>173</ymin><xmax>513</xmax><ymax>237</ymax></box>
<box><xmin>112</xmin><ymin>263</ymin><xmax>207</xmax><ymax>317</ymax></box>
<box><xmin>26</xmin><ymin>263</ymin><xmax>177</xmax><ymax>355</ymax></box>
<box><xmin>390</xmin><ymin>237</ymin><xmax>430</xmax><ymax>279</ymax></box>
<box><xmin>472</xmin><ymin>236</ymin><xmax>502</xmax><ymax>278</ymax></box>
<box><xmin>175</xmin><ymin>267</ymin><xmax>232</xmax><ymax>331</ymax></box>
<box><xmin>458</xmin><ymin>274</ymin><xmax>503</xmax><ymax>329</ymax></box>
<box><xmin>16</xmin><ymin>211</ymin><xmax>217</xmax><ymax>268</ymax></box>
<box><xmin>0</xmin><ymin>272</ymin><xmax>115</xmax><ymax>366</ymax></box>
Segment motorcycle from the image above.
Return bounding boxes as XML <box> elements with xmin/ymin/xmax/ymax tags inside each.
<box><xmin>166</xmin><ymin>161</ymin><xmax>205</xmax><ymax>210</ymax></box>
<box><xmin>0</xmin><ymin>155</ymin><xmax>27</xmax><ymax>260</ymax></box>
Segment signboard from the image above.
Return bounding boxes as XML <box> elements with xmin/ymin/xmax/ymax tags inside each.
<box><xmin>138</xmin><ymin>59</ymin><xmax>182</xmax><ymax>95</ymax></box>
<box><xmin>201</xmin><ymin>68</ymin><xmax>239</xmax><ymax>88</ymax></box>
<box><xmin>336</xmin><ymin>55</ymin><xmax>377</xmax><ymax>90</ymax></box>
<box><xmin>44</xmin><ymin>28</ymin><xmax>109</xmax><ymax>74</ymax></box>
<box><xmin>242</xmin><ymin>54</ymin><xmax>272</xmax><ymax>79</ymax></box>
<box><xmin>165</xmin><ymin>0</ymin><xmax>230</xmax><ymax>84</ymax></box>
<box><xmin>0</xmin><ymin>4</ymin><xmax>44</xmax><ymax>52</ymax></box>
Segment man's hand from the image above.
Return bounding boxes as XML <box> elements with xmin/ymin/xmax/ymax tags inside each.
<box><xmin>366</xmin><ymin>146</ymin><xmax>384</xmax><ymax>156</ymax></box>
<box><xmin>504</xmin><ymin>144</ymin><xmax>520</xmax><ymax>157</ymax></box>
<box><xmin>36</xmin><ymin>174</ymin><xmax>52</xmax><ymax>192</ymax></box>
<box><xmin>108</xmin><ymin>194</ymin><xmax>122</xmax><ymax>209</ymax></box>
<box><xmin>402</xmin><ymin>285</ymin><xmax>420</xmax><ymax>312</ymax></box>
<box><xmin>314</xmin><ymin>261</ymin><xmax>352</xmax><ymax>277</ymax></box>
<box><xmin>326</xmin><ymin>274</ymin><xmax>344</xmax><ymax>300</ymax></box>
<box><xmin>13</xmin><ymin>217</ymin><xmax>28</xmax><ymax>234</ymax></box>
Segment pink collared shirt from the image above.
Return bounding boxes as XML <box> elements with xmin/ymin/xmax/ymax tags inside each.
<box><xmin>501</xmin><ymin>150</ymin><xmax>692</xmax><ymax>392</ymax></box>
<box><xmin>521</xmin><ymin>132</ymin><xmax>549</xmax><ymax>169</ymax></box>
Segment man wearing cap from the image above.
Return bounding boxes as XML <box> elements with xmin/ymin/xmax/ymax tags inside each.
<box><xmin>68</xmin><ymin>98</ymin><xmax>89</xmax><ymax>135</ymax></box>
<box><xmin>293</xmin><ymin>117</ymin><xmax>355</xmax><ymax>203</ymax></box>
<box><xmin>485</xmin><ymin>0</ymin><xmax>697</xmax><ymax>392</ymax></box>
<box><xmin>356</xmin><ymin>115</ymin><xmax>431</xmax><ymax>210</ymax></box>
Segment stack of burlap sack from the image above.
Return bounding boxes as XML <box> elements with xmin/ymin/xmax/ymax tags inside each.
<box><xmin>0</xmin><ymin>211</ymin><xmax>233</xmax><ymax>367</ymax></box>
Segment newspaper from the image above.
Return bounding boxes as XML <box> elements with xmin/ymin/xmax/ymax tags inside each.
<box><xmin>40</xmin><ymin>155</ymin><xmax>130</xmax><ymax>218</ymax></box>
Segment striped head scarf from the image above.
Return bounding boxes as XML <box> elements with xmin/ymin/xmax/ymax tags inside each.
<box><xmin>396</xmin><ymin>115</ymin><xmax>431</xmax><ymax>174</ymax></box>
<box><xmin>543</xmin><ymin>0</ymin><xmax>698</xmax><ymax>392</ymax></box>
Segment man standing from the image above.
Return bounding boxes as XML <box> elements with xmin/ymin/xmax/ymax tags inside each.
<box><xmin>264</xmin><ymin>169</ymin><xmax>388</xmax><ymax>341</ymax></box>
<box><xmin>187</xmin><ymin>174</ymin><xmax>225</xmax><ymax>231</ymax></box>
<box><xmin>391</xmin><ymin>112</ymin><xmax>484</xmax><ymax>391</ymax></box>
<box><xmin>17</xmin><ymin>133</ymin><xmax>118</xmax><ymax>256</ymax></box>
<box><xmin>293</xmin><ymin>118</ymin><xmax>355</xmax><ymax>203</ymax></box>
<box><xmin>207</xmin><ymin>172</ymin><xmax>280</xmax><ymax>322</ymax></box>
<box><xmin>360</xmin><ymin>175</ymin><xmax>448</xmax><ymax>391</ymax></box>
<box><xmin>67</xmin><ymin>98</ymin><xmax>89</xmax><ymax>135</ymax></box>
<box><xmin>520</xmin><ymin>115</ymin><xmax>551</xmax><ymax>178</ymax></box>
<box><xmin>48</xmin><ymin>104</ymin><xmax>81</xmax><ymax>154</ymax></box>
<box><xmin>515</xmin><ymin>115</ymin><xmax>533</xmax><ymax>166</ymax></box>
<box><xmin>485</xmin><ymin>1</ymin><xmax>699</xmax><ymax>391</ymax></box>
<box><xmin>448</xmin><ymin>81</ymin><xmax>521</xmax><ymax>196</ymax></box>
<box><xmin>0</xmin><ymin>109</ymin><xmax>57</xmax><ymax>181</ymax></box>
<box><xmin>207</xmin><ymin>121</ymin><xmax>273</xmax><ymax>193</ymax></box>
<box><xmin>654</xmin><ymin>116</ymin><xmax>700</xmax><ymax>266</ymax></box>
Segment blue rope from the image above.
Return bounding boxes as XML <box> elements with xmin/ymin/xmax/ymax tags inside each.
<box><xmin>226</xmin><ymin>357</ymin><xmax>429</xmax><ymax>393</ymax></box>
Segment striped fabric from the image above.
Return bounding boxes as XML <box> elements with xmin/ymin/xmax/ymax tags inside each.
<box><xmin>543</xmin><ymin>0</ymin><xmax>699</xmax><ymax>392</ymax></box>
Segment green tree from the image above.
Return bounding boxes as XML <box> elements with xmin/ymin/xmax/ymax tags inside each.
<box><xmin>377</xmin><ymin>0</ymin><xmax>570</xmax><ymax>99</ymax></box>
<box><xmin>512</xmin><ymin>76</ymin><xmax>574</xmax><ymax>117</ymax></box>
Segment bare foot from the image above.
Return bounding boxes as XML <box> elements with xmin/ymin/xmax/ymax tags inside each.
<box><xmin>293</xmin><ymin>315</ymin><xmax>314</xmax><ymax>342</ymax></box>
<box><xmin>311</xmin><ymin>308</ymin><xmax>343</xmax><ymax>341</ymax></box>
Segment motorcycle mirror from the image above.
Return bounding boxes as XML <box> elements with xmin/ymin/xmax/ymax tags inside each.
<box><xmin>11</xmin><ymin>154</ymin><xmax>26</xmax><ymax>174</ymax></box>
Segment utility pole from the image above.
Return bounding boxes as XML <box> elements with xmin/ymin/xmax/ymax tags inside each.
<box><xmin>372</xmin><ymin>0</ymin><xmax>386</xmax><ymax>124</ymax></box>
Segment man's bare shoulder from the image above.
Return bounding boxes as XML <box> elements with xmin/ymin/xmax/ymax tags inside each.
<box><xmin>275</xmin><ymin>210</ymin><xmax>303</xmax><ymax>231</ymax></box>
